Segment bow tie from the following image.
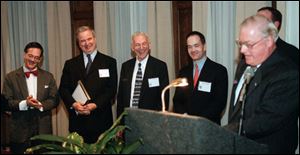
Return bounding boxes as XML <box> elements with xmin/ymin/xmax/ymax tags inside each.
<box><xmin>25</xmin><ymin>70</ymin><xmax>38</xmax><ymax>78</ymax></box>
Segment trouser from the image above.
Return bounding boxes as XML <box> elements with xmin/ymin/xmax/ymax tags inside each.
<box><xmin>10</xmin><ymin>142</ymin><xmax>29</xmax><ymax>154</ymax></box>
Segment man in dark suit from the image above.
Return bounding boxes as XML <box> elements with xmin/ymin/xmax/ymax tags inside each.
<box><xmin>59</xmin><ymin>26</ymin><xmax>117</xmax><ymax>144</ymax></box>
<box><xmin>117</xmin><ymin>32</ymin><xmax>169</xmax><ymax>117</ymax></box>
<box><xmin>257</xmin><ymin>7</ymin><xmax>299</xmax><ymax>68</ymax></box>
<box><xmin>173</xmin><ymin>31</ymin><xmax>228</xmax><ymax>125</ymax></box>
<box><xmin>227</xmin><ymin>15</ymin><xmax>299</xmax><ymax>154</ymax></box>
<box><xmin>2</xmin><ymin>42</ymin><xmax>59</xmax><ymax>154</ymax></box>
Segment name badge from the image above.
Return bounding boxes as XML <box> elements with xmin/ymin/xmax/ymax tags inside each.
<box><xmin>98</xmin><ymin>69</ymin><xmax>110</xmax><ymax>78</ymax></box>
<box><xmin>198</xmin><ymin>81</ymin><xmax>211</xmax><ymax>92</ymax></box>
<box><xmin>148</xmin><ymin>77</ymin><xmax>160</xmax><ymax>88</ymax></box>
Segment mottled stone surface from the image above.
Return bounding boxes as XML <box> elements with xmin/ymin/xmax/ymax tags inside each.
<box><xmin>124</xmin><ymin>108</ymin><xmax>268</xmax><ymax>154</ymax></box>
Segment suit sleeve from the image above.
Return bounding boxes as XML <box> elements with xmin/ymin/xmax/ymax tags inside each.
<box><xmin>160</xmin><ymin>62</ymin><xmax>169</xmax><ymax>110</ymax></box>
<box><xmin>2</xmin><ymin>74</ymin><xmax>22</xmax><ymax>111</ymax></box>
<box><xmin>243</xmin><ymin>70</ymin><xmax>299</xmax><ymax>137</ymax></box>
<box><xmin>59</xmin><ymin>61</ymin><xmax>76</xmax><ymax>108</ymax></box>
<box><xmin>117</xmin><ymin>64</ymin><xmax>125</xmax><ymax>117</ymax></box>
<box><xmin>40</xmin><ymin>73</ymin><xmax>59</xmax><ymax>111</ymax></box>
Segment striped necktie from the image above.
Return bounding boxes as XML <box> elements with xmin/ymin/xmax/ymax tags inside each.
<box><xmin>132</xmin><ymin>63</ymin><xmax>143</xmax><ymax>108</ymax></box>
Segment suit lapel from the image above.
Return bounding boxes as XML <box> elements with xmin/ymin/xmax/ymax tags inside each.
<box><xmin>141</xmin><ymin>56</ymin><xmax>152</xmax><ymax>98</ymax></box>
<box><xmin>16</xmin><ymin>68</ymin><xmax>29</xmax><ymax>98</ymax></box>
<box><xmin>77</xmin><ymin>53</ymin><xmax>87</xmax><ymax>77</ymax></box>
<box><xmin>37</xmin><ymin>69</ymin><xmax>45</xmax><ymax>101</ymax></box>
<box><xmin>246</xmin><ymin>67</ymin><xmax>261</xmax><ymax>97</ymax></box>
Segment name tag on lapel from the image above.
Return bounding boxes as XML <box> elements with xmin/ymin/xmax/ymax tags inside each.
<box><xmin>198</xmin><ymin>81</ymin><xmax>211</xmax><ymax>92</ymax></box>
<box><xmin>44</xmin><ymin>85</ymin><xmax>49</xmax><ymax>88</ymax></box>
<box><xmin>98</xmin><ymin>69</ymin><xmax>110</xmax><ymax>78</ymax></box>
<box><xmin>148</xmin><ymin>77</ymin><xmax>160</xmax><ymax>88</ymax></box>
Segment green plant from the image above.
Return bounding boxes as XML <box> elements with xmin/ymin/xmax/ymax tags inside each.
<box><xmin>25</xmin><ymin>111</ymin><xmax>143</xmax><ymax>154</ymax></box>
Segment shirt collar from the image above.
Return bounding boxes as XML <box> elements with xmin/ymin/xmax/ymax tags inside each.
<box><xmin>83</xmin><ymin>50</ymin><xmax>97</xmax><ymax>61</ymax></box>
<box><xmin>136</xmin><ymin>54</ymin><xmax>149</xmax><ymax>67</ymax></box>
<box><xmin>23</xmin><ymin>65</ymin><xmax>38</xmax><ymax>72</ymax></box>
<box><xmin>193</xmin><ymin>55</ymin><xmax>207</xmax><ymax>68</ymax></box>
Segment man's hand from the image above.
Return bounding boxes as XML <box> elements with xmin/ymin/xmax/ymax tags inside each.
<box><xmin>72</xmin><ymin>102</ymin><xmax>90</xmax><ymax>115</ymax></box>
<box><xmin>26</xmin><ymin>95</ymin><xmax>43</xmax><ymax>109</ymax></box>
<box><xmin>84</xmin><ymin>103</ymin><xmax>97</xmax><ymax>112</ymax></box>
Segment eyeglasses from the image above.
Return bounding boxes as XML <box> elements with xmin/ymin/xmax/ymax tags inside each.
<box><xmin>236</xmin><ymin>37</ymin><xmax>266</xmax><ymax>49</ymax></box>
<box><xmin>27</xmin><ymin>54</ymin><xmax>41</xmax><ymax>61</ymax></box>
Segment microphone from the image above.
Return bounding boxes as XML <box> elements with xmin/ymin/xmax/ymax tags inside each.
<box><xmin>238</xmin><ymin>66</ymin><xmax>256</xmax><ymax>135</ymax></box>
<box><xmin>244</xmin><ymin>66</ymin><xmax>255</xmax><ymax>84</ymax></box>
<box><xmin>238</xmin><ymin>66</ymin><xmax>255</xmax><ymax>102</ymax></box>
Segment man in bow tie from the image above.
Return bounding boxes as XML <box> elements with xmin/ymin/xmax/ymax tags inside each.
<box><xmin>2</xmin><ymin>42</ymin><xmax>59</xmax><ymax>154</ymax></box>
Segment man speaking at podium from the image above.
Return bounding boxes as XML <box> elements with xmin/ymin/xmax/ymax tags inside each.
<box><xmin>226</xmin><ymin>15</ymin><xmax>299</xmax><ymax>154</ymax></box>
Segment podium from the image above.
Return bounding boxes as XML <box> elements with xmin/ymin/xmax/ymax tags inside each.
<box><xmin>124</xmin><ymin>108</ymin><xmax>269</xmax><ymax>154</ymax></box>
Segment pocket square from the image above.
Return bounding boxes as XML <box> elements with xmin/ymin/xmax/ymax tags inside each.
<box><xmin>44</xmin><ymin>85</ymin><xmax>49</xmax><ymax>88</ymax></box>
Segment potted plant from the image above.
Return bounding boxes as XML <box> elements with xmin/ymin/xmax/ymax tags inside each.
<box><xmin>25</xmin><ymin>111</ymin><xmax>143</xmax><ymax>154</ymax></box>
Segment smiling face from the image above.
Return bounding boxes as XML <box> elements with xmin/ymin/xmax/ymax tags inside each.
<box><xmin>131</xmin><ymin>33</ymin><xmax>150</xmax><ymax>61</ymax></box>
<box><xmin>186</xmin><ymin>35</ymin><xmax>206</xmax><ymax>61</ymax></box>
<box><xmin>77</xmin><ymin>29</ymin><xmax>97</xmax><ymax>54</ymax></box>
<box><xmin>24</xmin><ymin>48</ymin><xmax>42</xmax><ymax>70</ymax></box>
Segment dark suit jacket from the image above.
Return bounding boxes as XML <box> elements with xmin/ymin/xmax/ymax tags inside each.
<box><xmin>173</xmin><ymin>58</ymin><xmax>228</xmax><ymax>125</ymax></box>
<box><xmin>117</xmin><ymin>55</ymin><xmax>169</xmax><ymax>116</ymax></box>
<box><xmin>59</xmin><ymin>51</ymin><xmax>117</xmax><ymax>143</ymax></box>
<box><xmin>2</xmin><ymin>67</ymin><xmax>58</xmax><ymax>143</ymax></box>
<box><xmin>276</xmin><ymin>37</ymin><xmax>299</xmax><ymax>68</ymax></box>
<box><xmin>227</xmin><ymin>49</ymin><xmax>299</xmax><ymax>154</ymax></box>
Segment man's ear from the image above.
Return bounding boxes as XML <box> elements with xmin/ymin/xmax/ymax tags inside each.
<box><xmin>274</xmin><ymin>21</ymin><xmax>280</xmax><ymax>30</ymax></box>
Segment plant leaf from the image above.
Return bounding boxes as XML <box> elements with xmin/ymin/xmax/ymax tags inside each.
<box><xmin>25</xmin><ymin>143</ymin><xmax>75</xmax><ymax>154</ymax></box>
<box><xmin>121</xmin><ymin>138</ymin><xmax>144</xmax><ymax>154</ymax></box>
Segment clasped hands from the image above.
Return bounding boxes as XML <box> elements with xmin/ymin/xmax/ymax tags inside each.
<box><xmin>72</xmin><ymin>102</ymin><xmax>97</xmax><ymax>115</ymax></box>
<box><xmin>26</xmin><ymin>95</ymin><xmax>43</xmax><ymax>110</ymax></box>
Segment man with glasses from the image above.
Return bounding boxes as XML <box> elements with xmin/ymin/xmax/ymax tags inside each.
<box><xmin>226</xmin><ymin>15</ymin><xmax>299</xmax><ymax>154</ymax></box>
<box><xmin>2</xmin><ymin>42</ymin><xmax>59</xmax><ymax>154</ymax></box>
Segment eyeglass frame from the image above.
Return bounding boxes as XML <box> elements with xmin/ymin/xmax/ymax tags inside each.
<box><xmin>235</xmin><ymin>37</ymin><xmax>267</xmax><ymax>49</ymax></box>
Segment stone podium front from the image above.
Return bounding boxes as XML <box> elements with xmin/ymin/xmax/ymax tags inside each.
<box><xmin>124</xmin><ymin>108</ymin><xmax>268</xmax><ymax>154</ymax></box>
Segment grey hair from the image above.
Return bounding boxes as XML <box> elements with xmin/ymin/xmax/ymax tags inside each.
<box><xmin>131</xmin><ymin>32</ymin><xmax>151</xmax><ymax>44</ymax></box>
<box><xmin>241</xmin><ymin>15</ymin><xmax>278</xmax><ymax>40</ymax></box>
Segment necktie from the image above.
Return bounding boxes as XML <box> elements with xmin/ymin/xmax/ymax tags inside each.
<box><xmin>86</xmin><ymin>54</ymin><xmax>92</xmax><ymax>75</ymax></box>
<box><xmin>193</xmin><ymin>64</ymin><xmax>199</xmax><ymax>88</ymax></box>
<box><xmin>25</xmin><ymin>70</ymin><xmax>38</xmax><ymax>78</ymax></box>
<box><xmin>132</xmin><ymin>63</ymin><xmax>143</xmax><ymax>108</ymax></box>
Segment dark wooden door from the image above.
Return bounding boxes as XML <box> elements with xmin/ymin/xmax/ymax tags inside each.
<box><xmin>70</xmin><ymin>1</ymin><xmax>94</xmax><ymax>57</ymax></box>
<box><xmin>172</xmin><ymin>1</ymin><xmax>192</xmax><ymax>76</ymax></box>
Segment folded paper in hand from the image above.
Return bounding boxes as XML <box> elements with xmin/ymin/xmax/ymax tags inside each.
<box><xmin>72</xmin><ymin>80</ymin><xmax>91</xmax><ymax>105</ymax></box>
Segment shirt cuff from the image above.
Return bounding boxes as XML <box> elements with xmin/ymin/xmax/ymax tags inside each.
<box><xmin>38</xmin><ymin>102</ymin><xmax>43</xmax><ymax>112</ymax></box>
<box><xmin>19</xmin><ymin>100</ymin><xmax>28</xmax><ymax>111</ymax></box>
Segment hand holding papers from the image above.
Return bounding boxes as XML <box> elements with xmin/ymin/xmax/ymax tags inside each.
<box><xmin>72</xmin><ymin>80</ymin><xmax>91</xmax><ymax>105</ymax></box>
